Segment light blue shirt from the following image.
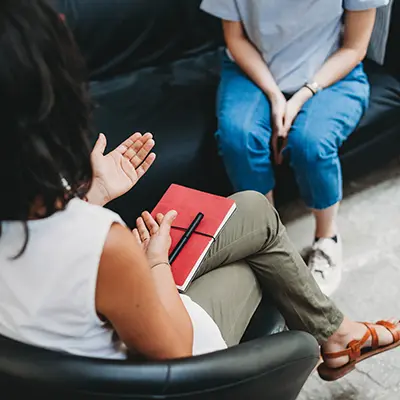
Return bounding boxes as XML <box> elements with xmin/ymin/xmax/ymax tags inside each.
<box><xmin>200</xmin><ymin>0</ymin><xmax>390</xmax><ymax>93</ymax></box>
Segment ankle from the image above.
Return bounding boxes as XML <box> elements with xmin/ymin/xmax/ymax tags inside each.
<box><xmin>315</xmin><ymin>235</ymin><xmax>338</xmax><ymax>243</ymax></box>
<box><xmin>315</xmin><ymin>228</ymin><xmax>337</xmax><ymax>239</ymax></box>
<box><xmin>325</xmin><ymin>318</ymin><xmax>359</xmax><ymax>346</ymax></box>
<box><xmin>314</xmin><ymin>222</ymin><xmax>337</xmax><ymax>240</ymax></box>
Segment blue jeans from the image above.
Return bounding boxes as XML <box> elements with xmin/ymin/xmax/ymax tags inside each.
<box><xmin>216</xmin><ymin>56</ymin><xmax>370</xmax><ymax>209</ymax></box>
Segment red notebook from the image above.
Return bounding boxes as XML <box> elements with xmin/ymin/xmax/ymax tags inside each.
<box><xmin>152</xmin><ymin>184</ymin><xmax>236</xmax><ymax>291</ymax></box>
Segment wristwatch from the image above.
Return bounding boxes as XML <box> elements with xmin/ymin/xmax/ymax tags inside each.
<box><xmin>304</xmin><ymin>81</ymin><xmax>322</xmax><ymax>95</ymax></box>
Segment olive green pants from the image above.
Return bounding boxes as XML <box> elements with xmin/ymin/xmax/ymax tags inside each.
<box><xmin>187</xmin><ymin>191</ymin><xmax>343</xmax><ymax>346</ymax></box>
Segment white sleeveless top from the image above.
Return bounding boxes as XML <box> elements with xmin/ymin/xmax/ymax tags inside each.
<box><xmin>0</xmin><ymin>199</ymin><xmax>226</xmax><ymax>359</ymax></box>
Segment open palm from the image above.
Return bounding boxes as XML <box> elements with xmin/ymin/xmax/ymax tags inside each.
<box><xmin>90</xmin><ymin>132</ymin><xmax>156</xmax><ymax>204</ymax></box>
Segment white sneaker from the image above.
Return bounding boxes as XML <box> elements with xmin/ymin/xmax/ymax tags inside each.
<box><xmin>308</xmin><ymin>236</ymin><xmax>343</xmax><ymax>297</ymax></box>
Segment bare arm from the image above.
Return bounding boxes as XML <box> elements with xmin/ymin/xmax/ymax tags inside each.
<box><xmin>223</xmin><ymin>20</ymin><xmax>287</xmax><ymax>159</ymax></box>
<box><xmin>96</xmin><ymin>224</ymin><xmax>193</xmax><ymax>360</ymax></box>
<box><xmin>151</xmin><ymin>262</ymin><xmax>192</xmax><ymax>341</ymax></box>
<box><xmin>223</xmin><ymin>20</ymin><xmax>280</xmax><ymax>99</ymax></box>
<box><xmin>134</xmin><ymin>211</ymin><xmax>194</xmax><ymax>344</ymax></box>
<box><xmin>313</xmin><ymin>9</ymin><xmax>376</xmax><ymax>88</ymax></box>
<box><xmin>283</xmin><ymin>9</ymin><xmax>377</xmax><ymax>135</ymax></box>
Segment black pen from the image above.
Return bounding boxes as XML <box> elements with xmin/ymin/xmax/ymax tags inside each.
<box><xmin>169</xmin><ymin>212</ymin><xmax>204</xmax><ymax>264</ymax></box>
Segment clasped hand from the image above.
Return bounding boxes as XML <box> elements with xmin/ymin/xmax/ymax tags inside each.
<box><xmin>270</xmin><ymin>87</ymin><xmax>312</xmax><ymax>165</ymax></box>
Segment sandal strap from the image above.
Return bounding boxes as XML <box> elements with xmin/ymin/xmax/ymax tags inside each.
<box><xmin>323</xmin><ymin>323</ymin><xmax>371</xmax><ymax>361</ymax></box>
<box><xmin>364</xmin><ymin>322</ymin><xmax>379</xmax><ymax>350</ymax></box>
<box><xmin>323</xmin><ymin>320</ymin><xmax>400</xmax><ymax>361</ymax></box>
<box><xmin>376</xmin><ymin>320</ymin><xmax>400</xmax><ymax>343</ymax></box>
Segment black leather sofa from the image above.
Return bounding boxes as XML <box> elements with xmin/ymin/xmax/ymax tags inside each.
<box><xmin>55</xmin><ymin>0</ymin><xmax>400</xmax><ymax>227</ymax></box>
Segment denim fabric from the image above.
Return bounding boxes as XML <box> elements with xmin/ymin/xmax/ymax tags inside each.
<box><xmin>216</xmin><ymin>56</ymin><xmax>370</xmax><ymax>210</ymax></box>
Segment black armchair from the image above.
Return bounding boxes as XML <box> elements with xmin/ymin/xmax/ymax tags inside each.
<box><xmin>0</xmin><ymin>330</ymin><xmax>319</xmax><ymax>400</ymax></box>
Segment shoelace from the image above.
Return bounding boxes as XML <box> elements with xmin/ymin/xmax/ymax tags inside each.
<box><xmin>309</xmin><ymin>248</ymin><xmax>334</xmax><ymax>278</ymax></box>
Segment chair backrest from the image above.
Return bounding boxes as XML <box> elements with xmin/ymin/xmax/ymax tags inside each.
<box><xmin>0</xmin><ymin>331</ymin><xmax>319</xmax><ymax>400</ymax></box>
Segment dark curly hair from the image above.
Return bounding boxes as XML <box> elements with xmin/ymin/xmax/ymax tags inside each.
<box><xmin>0</xmin><ymin>0</ymin><xmax>93</xmax><ymax>254</ymax></box>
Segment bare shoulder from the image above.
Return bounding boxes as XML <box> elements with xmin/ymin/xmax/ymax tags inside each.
<box><xmin>101</xmin><ymin>223</ymin><xmax>145</xmax><ymax>264</ymax></box>
<box><xmin>102</xmin><ymin>223</ymin><xmax>134</xmax><ymax>254</ymax></box>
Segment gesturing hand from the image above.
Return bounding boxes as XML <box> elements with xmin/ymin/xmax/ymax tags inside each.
<box><xmin>88</xmin><ymin>132</ymin><xmax>156</xmax><ymax>206</ymax></box>
<box><xmin>133</xmin><ymin>210</ymin><xmax>177</xmax><ymax>267</ymax></box>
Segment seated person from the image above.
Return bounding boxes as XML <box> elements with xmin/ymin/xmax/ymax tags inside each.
<box><xmin>0</xmin><ymin>0</ymin><xmax>398</xmax><ymax>382</ymax></box>
<box><xmin>200</xmin><ymin>0</ymin><xmax>390</xmax><ymax>296</ymax></box>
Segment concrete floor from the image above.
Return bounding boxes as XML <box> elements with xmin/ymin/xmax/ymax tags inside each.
<box><xmin>280</xmin><ymin>157</ymin><xmax>400</xmax><ymax>400</ymax></box>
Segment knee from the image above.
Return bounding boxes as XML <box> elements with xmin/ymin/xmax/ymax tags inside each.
<box><xmin>230</xmin><ymin>190</ymin><xmax>278</xmax><ymax>228</ymax></box>
<box><xmin>231</xmin><ymin>190</ymin><xmax>268</xmax><ymax>207</ymax></box>
<box><xmin>217</xmin><ymin>118</ymin><xmax>271</xmax><ymax>164</ymax></box>
<box><xmin>217</xmin><ymin>114</ymin><xmax>248</xmax><ymax>153</ymax></box>
<box><xmin>288</xmin><ymin>133</ymin><xmax>335</xmax><ymax>169</ymax></box>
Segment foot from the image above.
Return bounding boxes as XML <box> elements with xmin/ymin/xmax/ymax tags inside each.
<box><xmin>309</xmin><ymin>236</ymin><xmax>342</xmax><ymax>297</ymax></box>
<box><xmin>322</xmin><ymin>319</ymin><xmax>400</xmax><ymax>369</ymax></box>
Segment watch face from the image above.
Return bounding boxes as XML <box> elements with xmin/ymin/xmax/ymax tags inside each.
<box><xmin>309</xmin><ymin>82</ymin><xmax>320</xmax><ymax>92</ymax></box>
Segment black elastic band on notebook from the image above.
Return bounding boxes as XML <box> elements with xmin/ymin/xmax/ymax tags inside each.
<box><xmin>171</xmin><ymin>226</ymin><xmax>216</xmax><ymax>242</ymax></box>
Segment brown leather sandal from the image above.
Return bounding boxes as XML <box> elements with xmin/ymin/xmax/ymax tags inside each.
<box><xmin>318</xmin><ymin>320</ymin><xmax>400</xmax><ymax>381</ymax></box>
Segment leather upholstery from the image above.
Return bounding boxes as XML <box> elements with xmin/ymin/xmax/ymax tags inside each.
<box><xmin>0</xmin><ymin>331</ymin><xmax>319</xmax><ymax>399</ymax></box>
<box><xmin>241</xmin><ymin>296</ymin><xmax>287</xmax><ymax>342</ymax></box>
<box><xmin>55</xmin><ymin>0</ymin><xmax>223</xmax><ymax>80</ymax></box>
<box><xmin>385</xmin><ymin>0</ymin><xmax>400</xmax><ymax>75</ymax></box>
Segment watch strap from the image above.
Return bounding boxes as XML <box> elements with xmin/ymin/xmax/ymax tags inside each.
<box><xmin>305</xmin><ymin>81</ymin><xmax>322</xmax><ymax>95</ymax></box>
